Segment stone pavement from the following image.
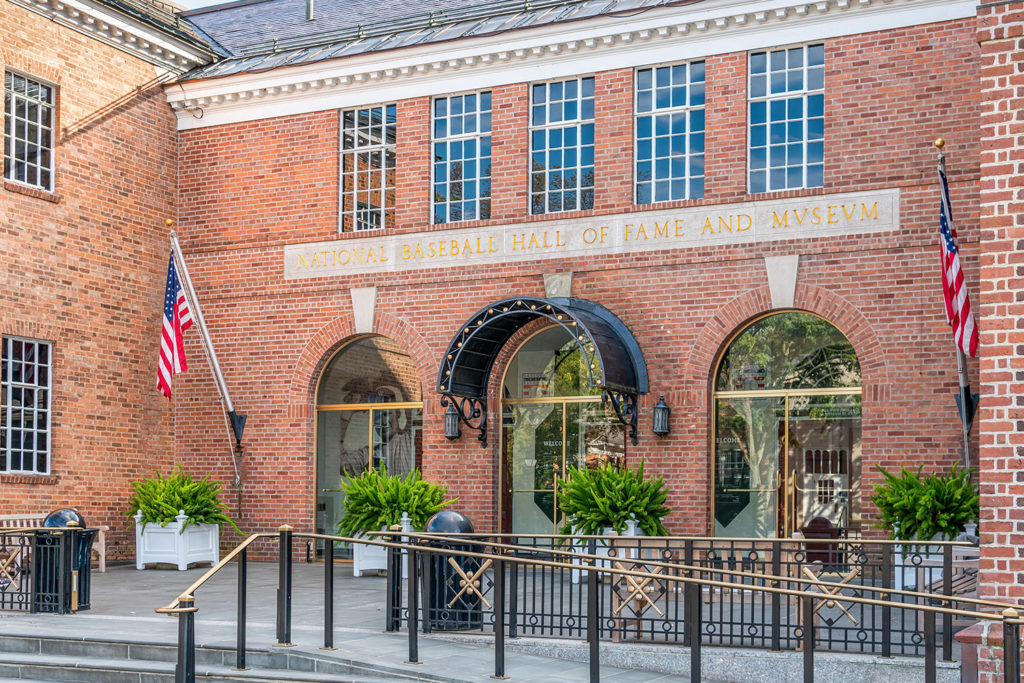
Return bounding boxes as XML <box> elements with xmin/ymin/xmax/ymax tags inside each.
<box><xmin>0</xmin><ymin>562</ymin><xmax>681</xmax><ymax>682</ymax></box>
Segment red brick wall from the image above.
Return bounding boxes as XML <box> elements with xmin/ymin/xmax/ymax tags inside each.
<box><xmin>975</xmin><ymin>2</ymin><xmax>1024</xmax><ymax>680</ymax></box>
<box><xmin>0</xmin><ymin>4</ymin><xmax>178</xmax><ymax>560</ymax></box>
<box><xmin>173</xmin><ymin>19</ymin><xmax>980</xmax><ymax>544</ymax></box>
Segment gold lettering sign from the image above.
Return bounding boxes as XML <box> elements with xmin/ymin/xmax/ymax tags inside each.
<box><xmin>284</xmin><ymin>189</ymin><xmax>898</xmax><ymax>280</ymax></box>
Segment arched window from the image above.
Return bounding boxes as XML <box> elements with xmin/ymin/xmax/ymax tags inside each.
<box><xmin>500</xmin><ymin>326</ymin><xmax>625</xmax><ymax>535</ymax></box>
<box><xmin>315</xmin><ymin>336</ymin><xmax>423</xmax><ymax>556</ymax></box>
<box><xmin>712</xmin><ymin>312</ymin><xmax>861</xmax><ymax>538</ymax></box>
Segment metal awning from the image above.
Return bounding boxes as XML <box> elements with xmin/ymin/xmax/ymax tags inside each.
<box><xmin>436</xmin><ymin>297</ymin><xmax>648</xmax><ymax>446</ymax></box>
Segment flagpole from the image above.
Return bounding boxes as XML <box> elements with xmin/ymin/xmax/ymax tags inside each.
<box><xmin>935</xmin><ymin>139</ymin><xmax>972</xmax><ymax>470</ymax></box>
<box><xmin>167</xmin><ymin>220</ymin><xmax>247</xmax><ymax>447</ymax></box>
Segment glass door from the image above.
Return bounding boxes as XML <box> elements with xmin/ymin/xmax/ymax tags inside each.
<box><xmin>712</xmin><ymin>312</ymin><xmax>863</xmax><ymax>538</ymax></box>
<box><xmin>501</xmin><ymin>398</ymin><xmax>624</xmax><ymax>535</ymax></box>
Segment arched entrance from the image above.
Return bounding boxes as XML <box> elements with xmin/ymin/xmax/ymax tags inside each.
<box><xmin>499</xmin><ymin>326</ymin><xmax>627</xmax><ymax>534</ymax></box>
<box><xmin>315</xmin><ymin>335</ymin><xmax>423</xmax><ymax>557</ymax></box>
<box><xmin>435</xmin><ymin>297</ymin><xmax>649</xmax><ymax>535</ymax></box>
<box><xmin>712</xmin><ymin>311</ymin><xmax>862</xmax><ymax>538</ymax></box>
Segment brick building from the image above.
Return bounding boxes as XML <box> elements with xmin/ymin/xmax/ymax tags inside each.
<box><xmin>164</xmin><ymin>0</ymin><xmax>982</xmax><ymax>548</ymax></box>
<box><xmin>1</xmin><ymin>0</ymin><xmax>214</xmax><ymax>558</ymax></box>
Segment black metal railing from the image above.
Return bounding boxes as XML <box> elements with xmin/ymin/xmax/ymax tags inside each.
<box><xmin>157</xmin><ymin>528</ymin><xmax>1022</xmax><ymax>683</ymax></box>
<box><xmin>0</xmin><ymin>525</ymin><xmax>96</xmax><ymax>614</ymax></box>
<box><xmin>386</xmin><ymin>534</ymin><xmax>978</xmax><ymax>658</ymax></box>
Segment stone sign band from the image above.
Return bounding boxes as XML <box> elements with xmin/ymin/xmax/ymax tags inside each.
<box><xmin>283</xmin><ymin>189</ymin><xmax>899</xmax><ymax>279</ymax></box>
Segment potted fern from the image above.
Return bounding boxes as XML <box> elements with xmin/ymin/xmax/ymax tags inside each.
<box><xmin>557</xmin><ymin>461</ymin><xmax>670</xmax><ymax>582</ymax></box>
<box><xmin>337</xmin><ymin>466</ymin><xmax>455</xmax><ymax>577</ymax></box>
<box><xmin>127</xmin><ymin>466</ymin><xmax>241</xmax><ymax>571</ymax></box>
<box><xmin>871</xmin><ymin>464</ymin><xmax>978</xmax><ymax>589</ymax></box>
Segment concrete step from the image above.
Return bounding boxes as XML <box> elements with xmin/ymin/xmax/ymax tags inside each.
<box><xmin>0</xmin><ymin>634</ymin><xmax>467</xmax><ymax>682</ymax></box>
<box><xmin>0</xmin><ymin>651</ymin><xmax>418</xmax><ymax>682</ymax></box>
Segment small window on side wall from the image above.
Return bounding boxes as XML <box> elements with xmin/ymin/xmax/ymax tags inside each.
<box><xmin>1</xmin><ymin>337</ymin><xmax>52</xmax><ymax>474</ymax></box>
<box><xmin>3</xmin><ymin>71</ymin><xmax>56</xmax><ymax>192</ymax></box>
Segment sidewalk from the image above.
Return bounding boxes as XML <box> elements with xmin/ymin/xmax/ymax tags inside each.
<box><xmin>0</xmin><ymin>562</ymin><xmax>680</xmax><ymax>682</ymax></box>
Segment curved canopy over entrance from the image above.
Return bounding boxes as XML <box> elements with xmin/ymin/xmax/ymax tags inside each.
<box><xmin>437</xmin><ymin>297</ymin><xmax>648</xmax><ymax>446</ymax></box>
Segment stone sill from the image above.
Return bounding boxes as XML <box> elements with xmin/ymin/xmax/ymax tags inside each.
<box><xmin>0</xmin><ymin>473</ymin><xmax>59</xmax><ymax>486</ymax></box>
<box><xmin>4</xmin><ymin>180</ymin><xmax>60</xmax><ymax>203</ymax></box>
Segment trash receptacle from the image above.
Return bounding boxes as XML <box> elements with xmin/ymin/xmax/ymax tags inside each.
<box><xmin>32</xmin><ymin>509</ymin><xmax>96</xmax><ymax>613</ymax></box>
<box><xmin>423</xmin><ymin>510</ymin><xmax>484</xmax><ymax>631</ymax></box>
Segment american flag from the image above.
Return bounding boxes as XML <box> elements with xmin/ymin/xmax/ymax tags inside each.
<box><xmin>158</xmin><ymin>251</ymin><xmax>193</xmax><ymax>398</ymax></box>
<box><xmin>938</xmin><ymin>163</ymin><xmax>978</xmax><ymax>358</ymax></box>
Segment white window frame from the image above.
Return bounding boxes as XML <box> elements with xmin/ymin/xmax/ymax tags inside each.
<box><xmin>3</xmin><ymin>69</ymin><xmax>56</xmax><ymax>192</ymax></box>
<box><xmin>1</xmin><ymin>336</ymin><xmax>53</xmax><ymax>475</ymax></box>
<box><xmin>431</xmin><ymin>90</ymin><xmax>493</xmax><ymax>225</ymax></box>
<box><xmin>339</xmin><ymin>104</ymin><xmax>396</xmax><ymax>233</ymax></box>
<box><xmin>634</xmin><ymin>60</ymin><xmax>706</xmax><ymax>205</ymax></box>
<box><xmin>747</xmin><ymin>43</ymin><xmax>825</xmax><ymax>194</ymax></box>
<box><xmin>528</xmin><ymin>76</ymin><xmax>596</xmax><ymax>216</ymax></box>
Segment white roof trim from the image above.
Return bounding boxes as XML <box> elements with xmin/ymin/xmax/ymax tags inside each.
<box><xmin>9</xmin><ymin>0</ymin><xmax>214</xmax><ymax>73</ymax></box>
<box><xmin>167</xmin><ymin>0</ymin><xmax>976</xmax><ymax>130</ymax></box>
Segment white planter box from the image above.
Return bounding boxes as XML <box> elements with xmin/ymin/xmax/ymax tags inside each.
<box><xmin>351</xmin><ymin>513</ymin><xmax>411</xmax><ymax>578</ymax></box>
<box><xmin>352</xmin><ymin>539</ymin><xmax>389</xmax><ymax>577</ymax></box>
<box><xmin>571</xmin><ymin>519</ymin><xmax>646</xmax><ymax>584</ymax></box>
<box><xmin>134</xmin><ymin>510</ymin><xmax>219</xmax><ymax>571</ymax></box>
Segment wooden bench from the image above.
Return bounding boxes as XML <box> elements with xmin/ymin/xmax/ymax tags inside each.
<box><xmin>0</xmin><ymin>512</ymin><xmax>108</xmax><ymax>572</ymax></box>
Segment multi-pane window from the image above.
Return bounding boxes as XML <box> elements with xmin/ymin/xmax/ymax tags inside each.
<box><xmin>433</xmin><ymin>93</ymin><xmax>492</xmax><ymax>224</ymax></box>
<box><xmin>1</xmin><ymin>337</ymin><xmax>51</xmax><ymax>474</ymax></box>
<box><xmin>340</xmin><ymin>105</ymin><xmax>396</xmax><ymax>232</ymax></box>
<box><xmin>3</xmin><ymin>71</ymin><xmax>55</xmax><ymax>192</ymax></box>
<box><xmin>635</xmin><ymin>61</ymin><xmax>705</xmax><ymax>204</ymax></box>
<box><xmin>748</xmin><ymin>44</ymin><xmax>825</xmax><ymax>194</ymax></box>
<box><xmin>529</xmin><ymin>77</ymin><xmax>595</xmax><ymax>215</ymax></box>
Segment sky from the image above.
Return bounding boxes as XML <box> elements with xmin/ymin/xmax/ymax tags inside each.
<box><xmin>175</xmin><ymin>0</ymin><xmax>230</xmax><ymax>11</ymax></box>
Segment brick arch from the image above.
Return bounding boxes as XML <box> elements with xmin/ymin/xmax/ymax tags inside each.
<box><xmin>288</xmin><ymin>311</ymin><xmax>437</xmax><ymax>419</ymax></box>
<box><xmin>683</xmin><ymin>283</ymin><xmax>890</xmax><ymax>397</ymax></box>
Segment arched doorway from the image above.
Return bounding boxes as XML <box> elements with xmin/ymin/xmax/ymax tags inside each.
<box><xmin>315</xmin><ymin>335</ymin><xmax>423</xmax><ymax>557</ymax></box>
<box><xmin>712</xmin><ymin>312</ymin><xmax>862</xmax><ymax>538</ymax></box>
<box><xmin>500</xmin><ymin>326</ymin><xmax>626</xmax><ymax>535</ymax></box>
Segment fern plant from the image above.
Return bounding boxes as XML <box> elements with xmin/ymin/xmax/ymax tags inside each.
<box><xmin>127</xmin><ymin>466</ymin><xmax>242</xmax><ymax>534</ymax></box>
<box><xmin>336</xmin><ymin>465</ymin><xmax>456</xmax><ymax>537</ymax></box>
<box><xmin>557</xmin><ymin>461</ymin><xmax>670</xmax><ymax>537</ymax></box>
<box><xmin>871</xmin><ymin>465</ymin><xmax>978</xmax><ymax>540</ymax></box>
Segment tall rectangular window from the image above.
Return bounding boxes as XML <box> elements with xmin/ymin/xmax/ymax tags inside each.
<box><xmin>748</xmin><ymin>44</ymin><xmax>824</xmax><ymax>194</ymax></box>
<box><xmin>1</xmin><ymin>337</ymin><xmax>52</xmax><ymax>475</ymax></box>
<box><xmin>340</xmin><ymin>104</ymin><xmax>396</xmax><ymax>232</ymax></box>
<box><xmin>529</xmin><ymin>77</ymin><xmax>595</xmax><ymax>215</ymax></box>
<box><xmin>4</xmin><ymin>71</ymin><xmax>55</xmax><ymax>192</ymax></box>
<box><xmin>433</xmin><ymin>92</ymin><xmax>492</xmax><ymax>224</ymax></box>
<box><xmin>635</xmin><ymin>61</ymin><xmax>705</xmax><ymax>204</ymax></box>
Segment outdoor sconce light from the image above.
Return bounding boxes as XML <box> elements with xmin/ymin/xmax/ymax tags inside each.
<box><xmin>652</xmin><ymin>395</ymin><xmax>671</xmax><ymax>436</ymax></box>
<box><xmin>444</xmin><ymin>402</ymin><xmax>462</xmax><ymax>440</ymax></box>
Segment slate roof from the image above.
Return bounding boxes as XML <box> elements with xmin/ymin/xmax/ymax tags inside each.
<box><xmin>95</xmin><ymin>0</ymin><xmax>219</xmax><ymax>54</ymax></box>
<box><xmin>180</xmin><ymin>0</ymin><xmax>677</xmax><ymax>80</ymax></box>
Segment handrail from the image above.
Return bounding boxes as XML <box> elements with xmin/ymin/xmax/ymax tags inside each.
<box><xmin>153</xmin><ymin>529</ymin><xmax>997</xmax><ymax>616</ymax></box>
<box><xmin>296</xmin><ymin>531</ymin><xmax>999</xmax><ymax>621</ymax></box>
<box><xmin>155</xmin><ymin>527</ymin><xmax>1022</xmax><ymax>683</ymax></box>
<box><xmin>372</xmin><ymin>530</ymin><xmax>1005</xmax><ymax>612</ymax></box>
<box><xmin>157</xmin><ymin>533</ymin><xmax>266</xmax><ymax>613</ymax></box>
<box><xmin>368</xmin><ymin>530</ymin><xmax>976</xmax><ymax>545</ymax></box>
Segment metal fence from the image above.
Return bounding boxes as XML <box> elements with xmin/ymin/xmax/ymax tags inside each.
<box><xmin>385</xmin><ymin>534</ymin><xmax>980</xmax><ymax>659</ymax></box>
<box><xmin>0</xmin><ymin>527</ymin><xmax>95</xmax><ymax>614</ymax></box>
<box><xmin>158</xmin><ymin>529</ymin><xmax>1020</xmax><ymax>683</ymax></box>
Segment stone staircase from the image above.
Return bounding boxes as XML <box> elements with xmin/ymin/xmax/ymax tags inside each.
<box><xmin>0</xmin><ymin>635</ymin><xmax>464</xmax><ymax>682</ymax></box>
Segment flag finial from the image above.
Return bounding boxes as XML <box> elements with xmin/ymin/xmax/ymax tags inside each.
<box><xmin>165</xmin><ymin>218</ymin><xmax>174</xmax><ymax>227</ymax></box>
<box><xmin>934</xmin><ymin>138</ymin><xmax>945</xmax><ymax>150</ymax></box>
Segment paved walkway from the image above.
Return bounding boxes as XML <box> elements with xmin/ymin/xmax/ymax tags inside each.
<box><xmin>0</xmin><ymin>562</ymin><xmax>680</xmax><ymax>682</ymax></box>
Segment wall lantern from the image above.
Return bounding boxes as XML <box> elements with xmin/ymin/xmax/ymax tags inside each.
<box><xmin>652</xmin><ymin>395</ymin><xmax>671</xmax><ymax>436</ymax></box>
<box><xmin>444</xmin><ymin>402</ymin><xmax>462</xmax><ymax>440</ymax></box>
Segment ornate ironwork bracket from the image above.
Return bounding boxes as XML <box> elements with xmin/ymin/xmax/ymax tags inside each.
<box><xmin>602</xmin><ymin>389</ymin><xmax>639</xmax><ymax>446</ymax></box>
<box><xmin>440</xmin><ymin>394</ymin><xmax>488</xmax><ymax>448</ymax></box>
